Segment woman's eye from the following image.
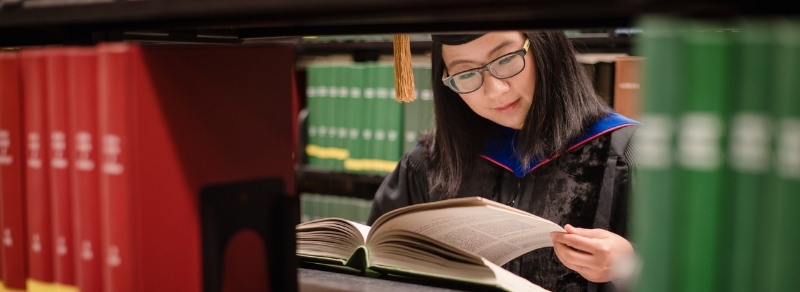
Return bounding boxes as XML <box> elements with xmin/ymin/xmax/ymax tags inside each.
<box><xmin>497</xmin><ymin>55</ymin><xmax>514</xmax><ymax>66</ymax></box>
<box><xmin>458</xmin><ymin>72</ymin><xmax>477</xmax><ymax>80</ymax></box>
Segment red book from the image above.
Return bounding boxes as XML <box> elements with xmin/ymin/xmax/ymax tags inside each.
<box><xmin>66</xmin><ymin>47</ymin><xmax>102</xmax><ymax>292</ymax></box>
<box><xmin>45</xmin><ymin>47</ymin><xmax>76</xmax><ymax>291</ymax></box>
<box><xmin>0</xmin><ymin>50</ymin><xmax>29</xmax><ymax>292</ymax></box>
<box><xmin>97</xmin><ymin>43</ymin><xmax>297</xmax><ymax>291</ymax></box>
<box><xmin>613</xmin><ymin>56</ymin><xmax>644</xmax><ymax>120</ymax></box>
<box><xmin>21</xmin><ymin>48</ymin><xmax>55</xmax><ymax>290</ymax></box>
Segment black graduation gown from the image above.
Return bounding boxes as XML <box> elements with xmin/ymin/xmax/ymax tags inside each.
<box><xmin>367</xmin><ymin>124</ymin><xmax>639</xmax><ymax>292</ymax></box>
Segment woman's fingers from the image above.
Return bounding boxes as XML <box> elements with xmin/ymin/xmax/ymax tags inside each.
<box><xmin>551</xmin><ymin>237</ymin><xmax>603</xmax><ymax>268</ymax></box>
<box><xmin>550</xmin><ymin>226</ymin><xmax>634</xmax><ymax>283</ymax></box>
<box><xmin>551</xmin><ymin>230</ymin><xmax>608</xmax><ymax>260</ymax></box>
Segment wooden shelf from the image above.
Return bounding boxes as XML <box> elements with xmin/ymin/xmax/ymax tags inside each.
<box><xmin>295</xmin><ymin>165</ymin><xmax>386</xmax><ymax>200</ymax></box>
<box><xmin>3</xmin><ymin>0</ymin><xmax>796</xmax><ymax>46</ymax></box>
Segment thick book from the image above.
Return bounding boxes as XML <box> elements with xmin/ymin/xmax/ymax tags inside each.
<box><xmin>345</xmin><ymin>64</ymin><xmax>365</xmax><ymax>172</ymax></box>
<box><xmin>96</xmin><ymin>43</ymin><xmax>297</xmax><ymax>291</ymax></box>
<box><xmin>305</xmin><ymin>63</ymin><xmax>322</xmax><ymax>168</ymax></box>
<box><xmin>21</xmin><ymin>48</ymin><xmax>56</xmax><ymax>291</ymax></box>
<box><xmin>725</xmin><ymin>20</ymin><xmax>774</xmax><ymax>292</ymax></box>
<box><xmin>613</xmin><ymin>56</ymin><xmax>643</xmax><ymax>120</ymax></box>
<box><xmin>332</xmin><ymin>65</ymin><xmax>349</xmax><ymax>171</ymax></box>
<box><xmin>594</xmin><ymin>61</ymin><xmax>615</xmax><ymax>107</ymax></box>
<box><xmin>760</xmin><ymin>19</ymin><xmax>800</xmax><ymax>292</ymax></box>
<box><xmin>65</xmin><ymin>47</ymin><xmax>103</xmax><ymax>292</ymax></box>
<box><xmin>45</xmin><ymin>47</ymin><xmax>78</xmax><ymax>292</ymax></box>
<box><xmin>630</xmin><ymin>16</ymin><xmax>683</xmax><ymax>292</ymax></box>
<box><xmin>677</xmin><ymin>20</ymin><xmax>732</xmax><ymax>292</ymax></box>
<box><xmin>297</xmin><ymin>196</ymin><xmax>565</xmax><ymax>292</ymax></box>
<box><xmin>1</xmin><ymin>50</ymin><xmax>28</xmax><ymax>292</ymax></box>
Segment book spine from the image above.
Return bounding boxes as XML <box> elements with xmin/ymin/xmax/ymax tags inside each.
<box><xmin>0</xmin><ymin>51</ymin><xmax>29</xmax><ymax>292</ymax></box>
<box><xmin>759</xmin><ymin>19</ymin><xmax>800</xmax><ymax>292</ymax></box>
<box><xmin>322</xmin><ymin>64</ymin><xmax>337</xmax><ymax>170</ymax></box>
<box><xmin>97</xmin><ymin>43</ymin><xmax>136</xmax><ymax>292</ymax></box>
<box><xmin>409</xmin><ymin>66</ymin><xmax>426</xmax><ymax>154</ymax></box>
<box><xmin>594</xmin><ymin>61</ymin><xmax>615</xmax><ymax>107</ymax></box>
<box><xmin>402</xmin><ymin>67</ymin><xmax>420</xmax><ymax>154</ymax></box>
<box><xmin>630</xmin><ymin>16</ymin><xmax>682</xmax><ymax>292</ymax></box>
<box><xmin>305</xmin><ymin>64</ymin><xmax>321</xmax><ymax>168</ymax></box>
<box><xmin>373</xmin><ymin>64</ymin><xmax>392</xmax><ymax>173</ymax></box>
<box><xmin>21</xmin><ymin>48</ymin><xmax>56</xmax><ymax>292</ymax></box>
<box><xmin>419</xmin><ymin>66</ymin><xmax>434</xmax><ymax>141</ymax></box>
<box><xmin>45</xmin><ymin>48</ymin><xmax>76</xmax><ymax>292</ymax></box>
<box><xmin>339</xmin><ymin>65</ymin><xmax>352</xmax><ymax>171</ymax></box>
<box><xmin>344</xmin><ymin>64</ymin><xmax>365</xmax><ymax>172</ymax></box>
<box><xmin>359</xmin><ymin>63</ymin><xmax>377</xmax><ymax>173</ymax></box>
<box><xmin>385</xmin><ymin>74</ymin><xmax>401</xmax><ymax>171</ymax></box>
<box><xmin>725</xmin><ymin>19</ymin><xmax>774</xmax><ymax>292</ymax></box>
<box><xmin>676</xmin><ymin>20</ymin><xmax>731</xmax><ymax>292</ymax></box>
<box><xmin>66</xmin><ymin>47</ymin><xmax>103</xmax><ymax>292</ymax></box>
<box><xmin>387</xmin><ymin>66</ymin><xmax>403</xmax><ymax>169</ymax></box>
<box><xmin>613</xmin><ymin>56</ymin><xmax>643</xmax><ymax>119</ymax></box>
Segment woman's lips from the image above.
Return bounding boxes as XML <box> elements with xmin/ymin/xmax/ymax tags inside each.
<box><xmin>494</xmin><ymin>99</ymin><xmax>519</xmax><ymax>113</ymax></box>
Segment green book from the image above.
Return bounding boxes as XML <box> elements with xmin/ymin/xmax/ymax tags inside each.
<box><xmin>300</xmin><ymin>193</ymin><xmax>312</xmax><ymax>222</ymax></box>
<box><xmin>630</xmin><ymin>16</ymin><xmax>683</xmax><ymax>292</ymax></box>
<box><xmin>297</xmin><ymin>197</ymin><xmax>564</xmax><ymax>291</ymax></box>
<box><xmin>386</xmin><ymin>64</ymin><xmax>404</xmax><ymax>170</ymax></box>
<box><xmin>403</xmin><ymin>67</ymin><xmax>423</xmax><ymax>154</ymax></box>
<box><xmin>332</xmin><ymin>65</ymin><xmax>350</xmax><ymax>171</ymax></box>
<box><xmin>676</xmin><ymin>20</ymin><xmax>732</xmax><ymax>292</ymax></box>
<box><xmin>371</xmin><ymin>63</ymin><xmax>391</xmax><ymax>174</ymax></box>
<box><xmin>345</xmin><ymin>64</ymin><xmax>366</xmax><ymax>173</ymax></box>
<box><xmin>306</xmin><ymin>193</ymin><xmax>321</xmax><ymax>221</ymax></box>
<box><xmin>349</xmin><ymin>62</ymin><xmax>378</xmax><ymax>173</ymax></box>
<box><xmin>319</xmin><ymin>64</ymin><xmax>336</xmax><ymax>170</ymax></box>
<box><xmin>725</xmin><ymin>19</ymin><xmax>775</xmax><ymax>292</ymax></box>
<box><xmin>418</xmin><ymin>66</ymin><xmax>435</xmax><ymax>142</ymax></box>
<box><xmin>330</xmin><ymin>195</ymin><xmax>345</xmax><ymax>219</ymax></box>
<box><xmin>759</xmin><ymin>19</ymin><xmax>800</xmax><ymax>292</ymax></box>
<box><xmin>305</xmin><ymin>64</ymin><xmax>322</xmax><ymax>168</ymax></box>
<box><xmin>402</xmin><ymin>65</ymin><xmax>434</xmax><ymax>154</ymax></box>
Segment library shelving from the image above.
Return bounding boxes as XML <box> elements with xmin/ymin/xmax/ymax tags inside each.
<box><xmin>2</xmin><ymin>0</ymin><xmax>798</xmax><ymax>46</ymax></box>
<box><xmin>3</xmin><ymin>1</ymin><xmax>800</xmax><ymax>292</ymax></box>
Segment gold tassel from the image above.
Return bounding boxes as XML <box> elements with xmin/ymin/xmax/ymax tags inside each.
<box><xmin>393</xmin><ymin>34</ymin><xmax>416</xmax><ymax>102</ymax></box>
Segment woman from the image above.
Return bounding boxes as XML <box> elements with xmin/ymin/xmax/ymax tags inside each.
<box><xmin>368</xmin><ymin>31</ymin><xmax>638</xmax><ymax>292</ymax></box>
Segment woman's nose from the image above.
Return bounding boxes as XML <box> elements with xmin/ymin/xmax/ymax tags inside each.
<box><xmin>481</xmin><ymin>72</ymin><xmax>509</xmax><ymax>99</ymax></box>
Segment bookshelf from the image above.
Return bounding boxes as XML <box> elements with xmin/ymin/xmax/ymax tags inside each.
<box><xmin>2</xmin><ymin>0</ymin><xmax>797</xmax><ymax>46</ymax></box>
<box><xmin>0</xmin><ymin>1</ymin><xmax>788</xmax><ymax>212</ymax></box>
<box><xmin>3</xmin><ymin>1</ymin><xmax>800</xmax><ymax>291</ymax></box>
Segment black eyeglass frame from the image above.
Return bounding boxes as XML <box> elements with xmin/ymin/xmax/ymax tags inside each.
<box><xmin>441</xmin><ymin>39</ymin><xmax>531</xmax><ymax>94</ymax></box>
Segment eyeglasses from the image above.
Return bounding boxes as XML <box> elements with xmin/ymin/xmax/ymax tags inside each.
<box><xmin>442</xmin><ymin>39</ymin><xmax>530</xmax><ymax>94</ymax></box>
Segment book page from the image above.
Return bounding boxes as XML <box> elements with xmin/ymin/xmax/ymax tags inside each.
<box><xmin>371</xmin><ymin>204</ymin><xmax>565</xmax><ymax>266</ymax></box>
<box><xmin>345</xmin><ymin>219</ymin><xmax>371</xmax><ymax>242</ymax></box>
<box><xmin>297</xmin><ymin>218</ymin><xmax>368</xmax><ymax>262</ymax></box>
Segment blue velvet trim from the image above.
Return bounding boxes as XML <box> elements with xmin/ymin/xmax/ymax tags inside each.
<box><xmin>481</xmin><ymin>112</ymin><xmax>640</xmax><ymax>178</ymax></box>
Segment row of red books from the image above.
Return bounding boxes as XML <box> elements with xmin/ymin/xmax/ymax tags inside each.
<box><xmin>0</xmin><ymin>43</ymin><xmax>298</xmax><ymax>292</ymax></box>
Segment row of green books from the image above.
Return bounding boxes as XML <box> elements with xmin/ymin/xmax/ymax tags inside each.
<box><xmin>632</xmin><ymin>17</ymin><xmax>800</xmax><ymax>292</ymax></box>
<box><xmin>299</xmin><ymin>193</ymin><xmax>373</xmax><ymax>225</ymax></box>
<box><xmin>305</xmin><ymin>62</ymin><xmax>434</xmax><ymax>174</ymax></box>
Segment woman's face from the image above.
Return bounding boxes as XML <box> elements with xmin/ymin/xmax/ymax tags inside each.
<box><xmin>441</xmin><ymin>31</ymin><xmax>535</xmax><ymax>130</ymax></box>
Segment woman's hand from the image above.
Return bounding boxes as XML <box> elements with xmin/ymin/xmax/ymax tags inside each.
<box><xmin>549</xmin><ymin>224</ymin><xmax>634</xmax><ymax>283</ymax></box>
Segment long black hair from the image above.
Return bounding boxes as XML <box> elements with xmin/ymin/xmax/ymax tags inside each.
<box><xmin>424</xmin><ymin>31</ymin><xmax>610</xmax><ymax>198</ymax></box>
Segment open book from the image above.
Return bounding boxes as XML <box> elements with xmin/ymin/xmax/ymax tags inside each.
<box><xmin>296</xmin><ymin>196</ymin><xmax>566</xmax><ymax>292</ymax></box>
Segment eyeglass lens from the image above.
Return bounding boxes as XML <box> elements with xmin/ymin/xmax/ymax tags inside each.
<box><xmin>448</xmin><ymin>52</ymin><xmax>525</xmax><ymax>93</ymax></box>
